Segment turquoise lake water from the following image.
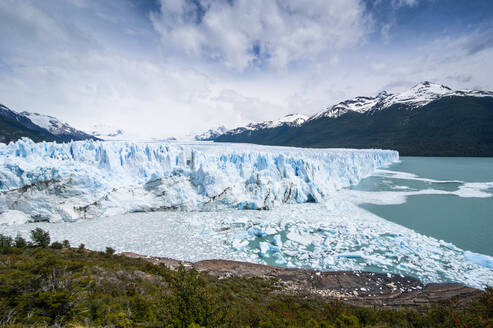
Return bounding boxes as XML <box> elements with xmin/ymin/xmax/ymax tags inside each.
<box><xmin>353</xmin><ymin>157</ymin><xmax>493</xmax><ymax>256</ymax></box>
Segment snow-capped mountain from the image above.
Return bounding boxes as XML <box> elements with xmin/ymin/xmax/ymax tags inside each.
<box><xmin>0</xmin><ymin>104</ymin><xmax>97</xmax><ymax>143</ymax></box>
<box><xmin>215</xmin><ymin>82</ymin><xmax>493</xmax><ymax>156</ymax></box>
<box><xmin>224</xmin><ymin>114</ymin><xmax>308</xmax><ymax>137</ymax></box>
<box><xmin>20</xmin><ymin>111</ymin><xmax>94</xmax><ymax>140</ymax></box>
<box><xmin>311</xmin><ymin>81</ymin><xmax>493</xmax><ymax>120</ymax></box>
<box><xmin>195</xmin><ymin>126</ymin><xmax>228</xmax><ymax>141</ymax></box>
<box><xmin>89</xmin><ymin>124</ymin><xmax>126</xmax><ymax>140</ymax></box>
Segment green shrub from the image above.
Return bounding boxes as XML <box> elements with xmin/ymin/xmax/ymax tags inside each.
<box><xmin>78</xmin><ymin>243</ymin><xmax>85</xmax><ymax>251</ymax></box>
<box><xmin>105</xmin><ymin>247</ymin><xmax>115</xmax><ymax>255</ymax></box>
<box><xmin>14</xmin><ymin>234</ymin><xmax>27</xmax><ymax>248</ymax></box>
<box><xmin>62</xmin><ymin>239</ymin><xmax>70</xmax><ymax>248</ymax></box>
<box><xmin>0</xmin><ymin>234</ymin><xmax>13</xmax><ymax>253</ymax></box>
<box><xmin>51</xmin><ymin>241</ymin><xmax>63</xmax><ymax>249</ymax></box>
<box><xmin>336</xmin><ymin>314</ymin><xmax>360</xmax><ymax>327</ymax></box>
<box><xmin>0</xmin><ymin>246</ymin><xmax>491</xmax><ymax>327</ymax></box>
<box><xmin>30</xmin><ymin>228</ymin><xmax>50</xmax><ymax>247</ymax></box>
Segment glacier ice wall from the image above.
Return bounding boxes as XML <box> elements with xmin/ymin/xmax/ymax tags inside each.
<box><xmin>0</xmin><ymin>138</ymin><xmax>398</xmax><ymax>222</ymax></box>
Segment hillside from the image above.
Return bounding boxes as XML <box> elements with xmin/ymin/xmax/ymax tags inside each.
<box><xmin>216</xmin><ymin>83</ymin><xmax>493</xmax><ymax>156</ymax></box>
<box><xmin>0</xmin><ymin>104</ymin><xmax>98</xmax><ymax>143</ymax></box>
<box><xmin>0</xmin><ymin>104</ymin><xmax>59</xmax><ymax>143</ymax></box>
<box><xmin>0</xmin><ymin>230</ymin><xmax>491</xmax><ymax>327</ymax></box>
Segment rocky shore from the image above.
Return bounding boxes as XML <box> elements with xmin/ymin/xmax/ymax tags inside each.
<box><xmin>121</xmin><ymin>252</ymin><xmax>480</xmax><ymax>309</ymax></box>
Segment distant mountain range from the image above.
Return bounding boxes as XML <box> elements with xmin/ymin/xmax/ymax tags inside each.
<box><xmin>4</xmin><ymin>81</ymin><xmax>493</xmax><ymax>156</ymax></box>
<box><xmin>195</xmin><ymin>126</ymin><xmax>229</xmax><ymax>141</ymax></box>
<box><xmin>213</xmin><ymin>82</ymin><xmax>493</xmax><ymax>156</ymax></box>
<box><xmin>89</xmin><ymin>124</ymin><xmax>126</xmax><ymax>140</ymax></box>
<box><xmin>0</xmin><ymin>104</ymin><xmax>98</xmax><ymax>143</ymax></box>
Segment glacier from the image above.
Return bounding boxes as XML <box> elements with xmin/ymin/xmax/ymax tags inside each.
<box><xmin>0</xmin><ymin>138</ymin><xmax>398</xmax><ymax>222</ymax></box>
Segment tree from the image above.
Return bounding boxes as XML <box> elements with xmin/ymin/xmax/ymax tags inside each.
<box><xmin>105</xmin><ymin>247</ymin><xmax>115</xmax><ymax>255</ymax></box>
<box><xmin>14</xmin><ymin>234</ymin><xmax>27</xmax><ymax>248</ymax></box>
<box><xmin>0</xmin><ymin>234</ymin><xmax>13</xmax><ymax>253</ymax></box>
<box><xmin>30</xmin><ymin>228</ymin><xmax>50</xmax><ymax>248</ymax></box>
<box><xmin>51</xmin><ymin>241</ymin><xmax>63</xmax><ymax>249</ymax></box>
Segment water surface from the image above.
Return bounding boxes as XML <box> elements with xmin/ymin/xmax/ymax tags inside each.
<box><xmin>354</xmin><ymin>157</ymin><xmax>493</xmax><ymax>256</ymax></box>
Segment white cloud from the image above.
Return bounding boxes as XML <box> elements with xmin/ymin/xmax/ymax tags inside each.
<box><xmin>388</xmin><ymin>0</ymin><xmax>420</xmax><ymax>8</ymax></box>
<box><xmin>1</xmin><ymin>0</ymin><xmax>492</xmax><ymax>140</ymax></box>
<box><xmin>151</xmin><ymin>0</ymin><xmax>371</xmax><ymax>70</ymax></box>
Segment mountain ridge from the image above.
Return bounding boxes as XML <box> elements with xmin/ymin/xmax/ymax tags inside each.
<box><xmin>0</xmin><ymin>104</ymin><xmax>99</xmax><ymax>143</ymax></box>
<box><xmin>214</xmin><ymin>82</ymin><xmax>493</xmax><ymax>156</ymax></box>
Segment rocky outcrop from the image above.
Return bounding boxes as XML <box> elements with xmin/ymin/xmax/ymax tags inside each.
<box><xmin>120</xmin><ymin>253</ymin><xmax>481</xmax><ymax>309</ymax></box>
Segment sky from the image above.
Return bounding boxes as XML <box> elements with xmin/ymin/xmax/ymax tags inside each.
<box><xmin>1</xmin><ymin>0</ymin><xmax>493</xmax><ymax>138</ymax></box>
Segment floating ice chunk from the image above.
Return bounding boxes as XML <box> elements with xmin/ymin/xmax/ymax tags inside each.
<box><xmin>248</xmin><ymin>226</ymin><xmax>266</xmax><ymax>237</ymax></box>
<box><xmin>264</xmin><ymin>226</ymin><xmax>278</xmax><ymax>235</ymax></box>
<box><xmin>259</xmin><ymin>242</ymin><xmax>270</xmax><ymax>257</ymax></box>
<box><xmin>0</xmin><ymin>210</ymin><xmax>31</xmax><ymax>225</ymax></box>
<box><xmin>337</xmin><ymin>252</ymin><xmax>363</xmax><ymax>259</ymax></box>
<box><xmin>457</xmin><ymin>182</ymin><xmax>493</xmax><ymax>198</ymax></box>
<box><xmin>286</xmin><ymin>230</ymin><xmax>313</xmax><ymax>246</ymax></box>
<box><xmin>363</xmin><ymin>254</ymin><xmax>392</xmax><ymax>266</ymax></box>
<box><xmin>464</xmin><ymin>251</ymin><xmax>493</xmax><ymax>268</ymax></box>
<box><xmin>268</xmin><ymin>243</ymin><xmax>280</xmax><ymax>253</ymax></box>
<box><xmin>231</xmin><ymin>239</ymin><xmax>249</xmax><ymax>251</ymax></box>
<box><xmin>273</xmin><ymin>252</ymin><xmax>287</xmax><ymax>265</ymax></box>
<box><xmin>324</xmin><ymin>256</ymin><xmax>335</xmax><ymax>266</ymax></box>
<box><xmin>272</xmin><ymin>234</ymin><xmax>283</xmax><ymax>248</ymax></box>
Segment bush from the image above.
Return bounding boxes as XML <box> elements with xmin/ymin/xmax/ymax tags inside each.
<box><xmin>105</xmin><ymin>247</ymin><xmax>115</xmax><ymax>255</ymax></box>
<box><xmin>78</xmin><ymin>243</ymin><xmax>85</xmax><ymax>251</ymax></box>
<box><xmin>62</xmin><ymin>240</ymin><xmax>70</xmax><ymax>248</ymax></box>
<box><xmin>0</xmin><ymin>234</ymin><xmax>13</xmax><ymax>253</ymax></box>
<box><xmin>0</xmin><ymin>245</ymin><xmax>491</xmax><ymax>327</ymax></box>
<box><xmin>14</xmin><ymin>234</ymin><xmax>27</xmax><ymax>248</ymax></box>
<box><xmin>30</xmin><ymin>228</ymin><xmax>50</xmax><ymax>248</ymax></box>
<box><xmin>51</xmin><ymin>241</ymin><xmax>63</xmax><ymax>249</ymax></box>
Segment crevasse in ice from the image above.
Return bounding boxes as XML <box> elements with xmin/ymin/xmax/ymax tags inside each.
<box><xmin>0</xmin><ymin>138</ymin><xmax>398</xmax><ymax>222</ymax></box>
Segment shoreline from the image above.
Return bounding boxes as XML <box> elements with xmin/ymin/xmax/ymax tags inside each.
<box><xmin>120</xmin><ymin>252</ymin><xmax>481</xmax><ymax>309</ymax></box>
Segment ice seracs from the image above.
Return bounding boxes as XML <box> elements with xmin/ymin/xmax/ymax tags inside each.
<box><xmin>0</xmin><ymin>138</ymin><xmax>398</xmax><ymax>222</ymax></box>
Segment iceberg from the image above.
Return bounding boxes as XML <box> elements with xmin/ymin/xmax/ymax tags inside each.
<box><xmin>0</xmin><ymin>138</ymin><xmax>398</xmax><ymax>222</ymax></box>
<box><xmin>464</xmin><ymin>251</ymin><xmax>493</xmax><ymax>269</ymax></box>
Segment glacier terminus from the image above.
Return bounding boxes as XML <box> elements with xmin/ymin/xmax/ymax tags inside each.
<box><xmin>0</xmin><ymin>138</ymin><xmax>398</xmax><ymax>223</ymax></box>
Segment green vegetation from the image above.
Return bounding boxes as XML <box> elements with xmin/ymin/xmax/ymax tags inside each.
<box><xmin>30</xmin><ymin>227</ymin><xmax>51</xmax><ymax>248</ymax></box>
<box><xmin>0</xmin><ymin>230</ymin><xmax>492</xmax><ymax>327</ymax></box>
<box><xmin>216</xmin><ymin>96</ymin><xmax>493</xmax><ymax>156</ymax></box>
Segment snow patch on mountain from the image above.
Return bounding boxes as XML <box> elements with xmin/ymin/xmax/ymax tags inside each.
<box><xmin>224</xmin><ymin>114</ymin><xmax>308</xmax><ymax>137</ymax></box>
<box><xmin>313</xmin><ymin>81</ymin><xmax>493</xmax><ymax>120</ymax></box>
<box><xmin>270</xmin><ymin>114</ymin><xmax>309</xmax><ymax>127</ymax></box>
<box><xmin>0</xmin><ymin>138</ymin><xmax>398</xmax><ymax>222</ymax></box>
<box><xmin>195</xmin><ymin>126</ymin><xmax>228</xmax><ymax>141</ymax></box>
<box><xmin>20</xmin><ymin>112</ymin><xmax>92</xmax><ymax>138</ymax></box>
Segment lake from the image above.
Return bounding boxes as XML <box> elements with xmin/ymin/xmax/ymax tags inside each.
<box><xmin>2</xmin><ymin>155</ymin><xmax>492</xmax><ymax>288</ymax></box>
<box><xmin>353</xmin><ymin>157</ymin><xmax>493</xmax><ymax>256</ymax></box>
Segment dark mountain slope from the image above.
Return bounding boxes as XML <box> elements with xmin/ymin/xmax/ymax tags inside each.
<box><xmin>216</xmin><ymin>96</ymin><xmax>493</xmax><ymax>156</ymax></box>
<box><xmin>1</xmin><ymin>104</ymin><xmax>99</xmax><ymax>143</ymax></box>
<box><xmin>0</xmin><ymin>104</ymin><xmax>59</xmax><ymax>143</ymax></box>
